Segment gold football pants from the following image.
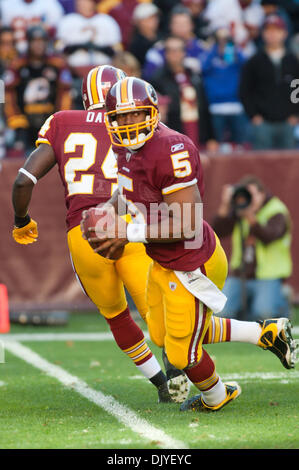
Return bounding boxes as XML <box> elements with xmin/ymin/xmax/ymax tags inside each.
<box><xmin>146</xmin><ymin>235</ymin><xmax>228</xmax><ymax>370</ymax></box>
<box><xmin>67</xmin><ymin>225</ymin><xmax>152</xmax><ymax>319</ymax></box>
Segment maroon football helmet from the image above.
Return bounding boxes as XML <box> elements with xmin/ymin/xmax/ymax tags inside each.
<box><xmin>81</xmin><ymin>65</ymin><xmax>126</xmax><ymax>110</ymax></box>
<box><xmin>105</xmin><ymin>77</ymin><xmax>159</xmax><ymax>149</ymax></box>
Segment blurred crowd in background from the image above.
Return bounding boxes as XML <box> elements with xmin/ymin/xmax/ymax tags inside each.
<box><xmin>1</xmin><ymin>0</ymin><xmax>299</xmax><ymax>157</ymax></box>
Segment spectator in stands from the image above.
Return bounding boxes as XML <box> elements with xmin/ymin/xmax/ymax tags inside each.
<box><xmin>0</xmin><ymin>27</ymin><xmax>17</xmax><ymax>72</ymax></box>
<box><xmin>201</xmin><ymin>26</ymin><xmax>248</xmax><ymax>148</ymax></box>
<box><xmin>203</xmin><ymin>0</ymin><xmax>249</xmax><ymax>48</ymax></box>
<box><xmin>261</xmin><ymin>0</ymin><xmax>294</xmax><ymax>39</ymax></box>
<box><xmin>240</xmin><ymin>14</ymin><xmax>299</xmax><ymax>150</ymax></box>
<box><xmin>56</xmin><ymin>0</ymin><xmax>122</xmax><ymax>69</ymax></box>
<box><xmin>275</xmin><ymin>0</ymin><xmax>299</xmax><ymax>35</ymax></box>
<box><xmin>213</xmin><ymin>175</ymin><xmax>292</xmax><ymax>321</ymax></box>
<box><xmin>241</xmin><ymin>2</ymin><xmax>265</xmax><ymax>58</ymax></box>
<box><xmin>0</xmin><ymin>0</ymin><xmax>64</xmax><ymax>54</ymax></box>
<box><xmin>181</xmin><ymin>0</ymin><xmax>210</xmax><ymax>40</ymax></box>
<box><xmin>97</xmin><ymin>0</ymin><xmax>144</xmax><ymax>49</ymax></box>
<box><xmin>151</xmin><ymin>36</ymin><xmax>216</xmax><ymax>150</ymax></box>
<box><xmin>0</xmin><ymin>27</ymin><xmax>17</xmax><ymax>159</ymax></box>
<box><xmin>111</xmin><ymin>51</ymin><xmax>141</xmax><ymax>78</ymax></box>
<box><xmin>4</xmin><ymin>24</ymin><xmax>72</xmax><ymax>155</ymax></box>
<box><xmin>153</xmin><ymin>0</ymin><xmax>181</xmax><ymax>37</ymax></box>
<box><xmin>129</xmin><ymin>3</ymin><xmax>161</xmax><ymax>68</ymax></box>
<box><xmin>142</xmin><ymin>5</ymin><xmax>209</xmax><ymax>81</ymax></box>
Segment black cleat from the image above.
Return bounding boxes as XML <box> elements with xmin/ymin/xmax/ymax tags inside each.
<box><xmin>157</xmin><ymin>381</ymin><xmax>173</xmax><ymax>403</ymax></box>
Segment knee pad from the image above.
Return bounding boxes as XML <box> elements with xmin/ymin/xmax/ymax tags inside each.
<box><xmin>164</xmin><ymin>335</ymin><xmax>190</xmax><ymax>370</ymax></box>
<box><xmin>146</xmin><ymin>309</ymin><xmax>165</xmax><ymax>348</ymax></box>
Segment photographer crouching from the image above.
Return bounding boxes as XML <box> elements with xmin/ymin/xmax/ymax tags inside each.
<box><xmin>212</xmin><ymin>175</ymin><xmax>293</xmax><ymax>321</ymax></box>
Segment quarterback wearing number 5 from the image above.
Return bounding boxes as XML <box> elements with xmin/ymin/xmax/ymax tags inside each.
<box><xmin>88</xmin><ymin>76</ymin><xmax>297</xmax><ymax>412</ymax></box>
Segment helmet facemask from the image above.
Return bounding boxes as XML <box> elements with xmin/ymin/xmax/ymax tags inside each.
<box><xmin>105</xmin><ymin>105</ymin><xmax>159</xmax><ymax>150</ymax></box>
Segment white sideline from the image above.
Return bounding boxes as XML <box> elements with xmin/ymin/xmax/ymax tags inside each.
<box><xmin>4</xmin><ymin>341</ymin><xmax>188</xmax><ymax>450</ymax></box>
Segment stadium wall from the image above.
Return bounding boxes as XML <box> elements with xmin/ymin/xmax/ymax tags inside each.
<box><xmin>1</xmin><ymin>152</ymin><xmax>298</xmax><ymax>312</ymax></box>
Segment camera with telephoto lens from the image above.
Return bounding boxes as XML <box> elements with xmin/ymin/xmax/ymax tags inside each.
<box><xmin>231</xmin><ymin>185</ymin><xmax>252</xmax><ymax>211</ymax></box>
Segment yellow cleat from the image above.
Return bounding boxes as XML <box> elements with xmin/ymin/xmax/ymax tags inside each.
<box><xmin>257</xmin><ymin>318</ymin><xmax>298</xmax><ymax>369</ymax></box>
<box><xmin>180</xmin><ymin>381</ymin><xmax>241</xmax><ymax>412</ymax></box>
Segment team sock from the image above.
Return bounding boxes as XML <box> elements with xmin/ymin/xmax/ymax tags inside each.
<box><xmin>185</xmin><ymin>349</ymin><xmax>226</xmax><ymax>406</ymax></box>
<box><xmin>203</xmin><ymin>316</ymin><xmax>262</xmax><ymax>346</ymax></box>
<box><xmin>106</xmin><ymin>307</ymin><xmax>166</xmax><ymax>386</ymax></box>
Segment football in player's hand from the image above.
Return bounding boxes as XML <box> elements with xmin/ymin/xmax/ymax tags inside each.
<box><xmin>81</xmin><ymin>207</ymin><xmax>124</xmax><ymax>260</ymax></box>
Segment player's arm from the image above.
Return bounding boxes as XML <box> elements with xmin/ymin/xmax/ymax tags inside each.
<box><xmin>145</xmin><ymin>183</ymin><xmax>202</xmax><ymax>243</ymax></box>
<box><xmin>87</xmin><ymin>182</ymin><xmax>202</xmax><ymax>258</ymax></box>
<box><xmin>12</xmin><ymin>143</ymin><xmax>56</xmax><ymax>244</ymax></box>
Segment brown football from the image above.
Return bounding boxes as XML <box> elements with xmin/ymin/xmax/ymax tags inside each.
<box><xmin>81</xmin><ymin>207</ymin><xmax>124</xmax><ymax>260</ymax></box>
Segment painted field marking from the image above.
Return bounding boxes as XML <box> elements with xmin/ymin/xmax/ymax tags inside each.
<box><xmin>128</xmin><ymin>371</ymin><xmax>299</xmax><ymax>383</ymax></box>
<box><xmin>0</xmin><ymin>332</ymin><xmax>149</xmax><ymax>342</ymax></box>
<box><xmin>1</xmin><ymin>326</ymin><xmax>299</xmax><ymax>343</ymax></box>
<box><xmin>4</xmin><ymin>341</ymin><xmax>188</xmax><ymax>450</ymax></box>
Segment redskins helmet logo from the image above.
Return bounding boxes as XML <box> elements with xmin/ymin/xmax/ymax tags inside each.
<box><xmin>146</xmin><ymin>83</ymin><xmax>158</xmax><ymax>106</ymax></box>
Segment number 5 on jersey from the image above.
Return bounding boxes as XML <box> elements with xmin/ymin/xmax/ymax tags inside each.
<box><xmin>171</xmin><ymin>150</ymin><xmax>192</xmax><ymax>178</ymax></box>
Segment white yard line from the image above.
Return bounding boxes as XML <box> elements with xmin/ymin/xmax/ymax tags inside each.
<box><xmin>0</xmin><ymin>332</ymin><xmax>149</xmax><ymax>342</ymax></box>
<box><xmin>129</xmin><ymin>371</ymin><xmax>299</xmax><ymax>383</ymax></box>
<box><xmin>221</xmin><ymin>371</ymin><xmax>299</xmax><ymax>382</ymax></box>
<box><xmin>1</xmin><ymin>332</ymin><xmax>116</xmax><ymax>342</ymax></box>
<box><xmin>1</xmin><ymin>326</ymin><xmax>299</xmax><ymax>342</ymax></box>
<box><xmin>4</xmin><ymin>341</ymin><xmax>188</xmax><ymax>450</ymax></box>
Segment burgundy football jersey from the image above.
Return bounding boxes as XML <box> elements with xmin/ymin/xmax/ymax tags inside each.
<box><xmin>115</xmin><ymin>122</ymin><xmax>216</xmax><ymax>271</ymax></box>
<box><xmin>36</xmin><ymin>110</ymin><xmax>117</xmax><ymax>230</ymax></box>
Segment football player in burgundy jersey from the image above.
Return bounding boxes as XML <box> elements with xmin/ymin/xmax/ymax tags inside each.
<box><xmin>85</xmin><ymin>76</ymin><xmax>297</xmax><ymax>412</ymax></box>
<box><xmin>11</xmin><ymin>65</ymin><xmax>190</xmax><ymax>404</ymax></box>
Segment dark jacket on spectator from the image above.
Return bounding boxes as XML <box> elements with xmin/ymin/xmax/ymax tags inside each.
<box><xmin>129</xmin><ymin>30</ymin><xmax>159</xmax><ymax>67</ymax></box>
<box><xmin>240</xmin><ymin>49</ymin><xmax>299</xmax><ymax>121</ymax></box>
<box><xmin>151</xmin><ymin>65</ymin><xmax>214</xmax><ymax>144</ymax></box>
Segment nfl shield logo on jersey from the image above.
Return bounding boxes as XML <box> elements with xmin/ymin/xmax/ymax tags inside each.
<box><xmin>169</xmin><ymin>282</ymin><xmax>177</xmax><ymax>291</ymax></box>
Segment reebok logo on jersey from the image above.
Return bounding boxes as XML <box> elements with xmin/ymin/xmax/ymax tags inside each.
<box><xmin>171</xmin><ymin>143</ymin><xmax>184</xmax><ymax>153</ymax></box>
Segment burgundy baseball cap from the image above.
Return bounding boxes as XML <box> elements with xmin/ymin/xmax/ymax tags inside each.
<box><xmin>264</xmin><ymin>14</ymin><xmax>287</xmax><ymax>30</ymax></box>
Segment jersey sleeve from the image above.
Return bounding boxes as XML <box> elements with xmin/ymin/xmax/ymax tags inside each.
<box><xmin>155</xmin><ymin>136</ymin><xmax>200</xmax><ymax>196</ymax></box>
<box><xmin>35</xmin><ymin>114</ymin><xmax>57</xmax><ymax>147</ymax></box>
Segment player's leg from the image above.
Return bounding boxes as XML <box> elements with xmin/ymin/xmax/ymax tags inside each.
<box><xmin>117</xmin><ymin>242</ymin><xmax>190</xmax><ymax>403</ymax></box>
<box><xmin>204</xmin><ymin>315</ymin><xmax>298</xmax><ymax>370</ymax></box>
<box><xmin>115</xmin><ymin>242</ymin><xmax>151</xmax><ymax>322</ymax></box>
<box><xmin>149</xmin><ymin>262</ymin><xmax>240</xmax><ymax>412</ymax></box>
<box><xmin>176</xmin><ymin>237</ymin><xmax>240</xmax><ymax>411</ymax></box>
<box><xmin>146</xmin><ymin>261</ymin><xmax>191</xmax><ymax>403</ymax></box>
<box><xmin>67</xmin><ymin>225</ymin><xmax>171</xmax><ymax>402</ymax></box>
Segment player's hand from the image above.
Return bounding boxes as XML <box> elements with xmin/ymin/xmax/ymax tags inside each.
<box><xmin>90</xmin><ymin>236</ymin><xmax>128</xmax><ymax>259</ymax></box>
<box><xmin>12</xmin><ymin>219</ymin><xmax>38</xmax><ymax>244</ymax></box>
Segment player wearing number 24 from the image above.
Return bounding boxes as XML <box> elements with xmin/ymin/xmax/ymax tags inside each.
<box><xmin>11</xmin><ymin>65</ymin><xmax>190</xmax><ymax>404</ymax></box>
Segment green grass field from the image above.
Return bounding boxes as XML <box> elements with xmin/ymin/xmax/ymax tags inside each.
<box><xmin>1</xmin><ymin>309</ymin><xmax>299</xmax><ymax>450</ymax></box>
